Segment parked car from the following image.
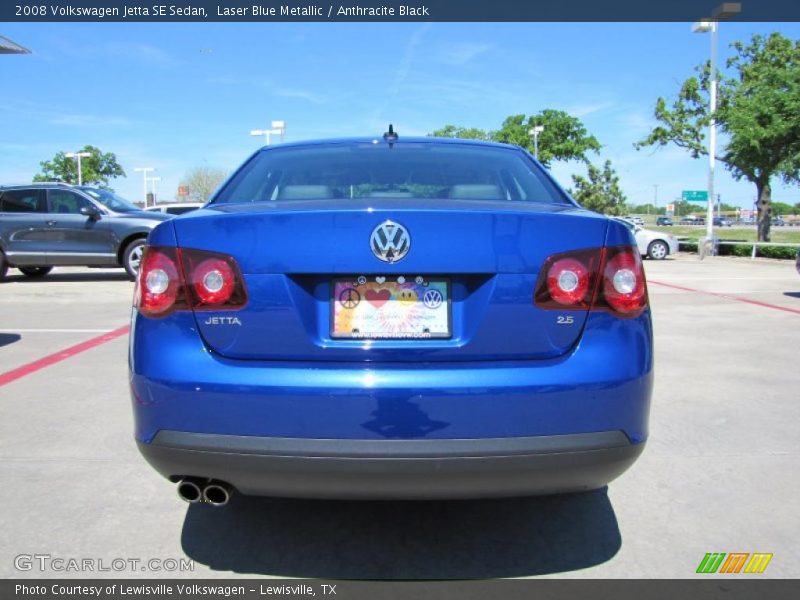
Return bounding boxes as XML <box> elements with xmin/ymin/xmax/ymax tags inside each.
<box><xmin>131</xmin><ymin>134</ymin><xmax>653</xmax><ymax>504</ymax></box>
<box><xmin>772</xmin><ymin>216</ymin><xmax>786</xmax><ymax>226</ymax></box>
<box><xmin>713</xmin><ymin>216</ymin><xmax>733</xmax><ymax>227</ymax></box>
<box><xmin>0</xmin><ymin>183</ymin><xmax>171</xmax><ymax>281</ymax></box>
<box><xmin>612</xmin><ymin>217</ymin><xmax>679</xmax><ymax>260</ymax></box>
<box><xmin>145</xmin><ymin>202</ymin><xmax>204</xmax><ymax>216</ymax></box>
<box><xmin>656</xmin><ymin>216</ymin><xmax>673</xmax><ymax>226</ymax></box>
<box><xmin>680</xmin><ymin>215</ymin><xmax>705</xmax><ymax>225</ymax></box>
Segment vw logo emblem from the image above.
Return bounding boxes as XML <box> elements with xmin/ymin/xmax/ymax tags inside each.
<box><xmin>423</xmin><ymin>289</ymin><xmax>443</xmax><ymax>309</ymax></box>
<box><xmin>370</xmin><ymin>220</ymin><xmax>410</xmax><ymax>263</ymax></box>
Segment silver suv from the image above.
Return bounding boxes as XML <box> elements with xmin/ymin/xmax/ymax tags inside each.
<box><xmin>0</xmin><ymin>183</ymin><xmax>171</xmax><ymax>281</ymax></box>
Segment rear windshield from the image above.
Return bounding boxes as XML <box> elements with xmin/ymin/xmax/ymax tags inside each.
<box><xmin>211</xmin><ymin>142</ymin><xmax>569</xmax><ymax>205</ymax></box>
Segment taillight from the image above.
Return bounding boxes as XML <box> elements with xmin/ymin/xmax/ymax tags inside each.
<box><xmin>534</xmin><ymin>246</ymin><xmax>647</xmax><ymax>318</ymax></box>
<box><xmin>135</xmin><ymin>247</ymin><xmax>184</xmax><ymax>317</ymax></box>
<box><xmin>535</xmin><ymin>248</ymin><xmax>603</xmax><ymax>310</ymax></box>
<box><xmin>179</xmin><ymin>249</ymin><xmax>247</xmax><ymax>310</ymax></box>
<box><xmin>599</xmin><ymin>247</ymin><xmax>647</xmax><ymax>316</ymax></box>
<box><xmin>134</xmin><ymin>246</ymin><xmax>247</xmax><ymax>318</ymax></box>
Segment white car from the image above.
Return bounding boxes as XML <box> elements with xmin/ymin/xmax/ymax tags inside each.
<box><xmin>144</xmin><ymin>203</ymin><xmax>204</xmax><ymax>216</ymax></box>
<box><xmin>612</xmin><ymin>217</ymin><xmax>679</xmax><ymax>260</ymax></box>
<box><xmin>627</xmin><ymin>216</ymin><xmax>645</xmax><ymax>226</ymax></box>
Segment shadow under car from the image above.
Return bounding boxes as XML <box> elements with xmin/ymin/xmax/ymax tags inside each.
<box><xmin>180</xmin><ymin>488</ymin><xmax>621</xmax><ymax>579</ymax></box>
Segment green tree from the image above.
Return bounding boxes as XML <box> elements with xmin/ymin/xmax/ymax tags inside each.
<box><xmin>771</xmin><ymin>201</ymin><xmax>793</xmax><ymax>215</ymax></box>
<box><xmin>673</xmin><ymin>200</ymin><xmax>701</xmax><ymax>217</ymax></box>
<box><xmin>178</xmin><ymin>166</ymin><xmax>228</xmax><ymax>203</ymax></box>
<box><xmin>628</xmin><ymin>203</ymin><xmax>666</xmax><ymax>215</ymax></box>
<box><xmin>568</xmin><ymin>160</ymin><xmax>627</xmax><ymax>215</ymax></box>
<box><xmin>635</xmin><ymin>33</ymin><xmax>800</xmax><ymax>241</ymax></box>
<box><xmin>33</xmin><ymin>145</ymin><xmax>125</xmax><ymax>188</ymax></box>
<box><xmin>492</xmin><ymin>110</ymin><xmax>601</xmax><ymax>168</ymax></box>
<box><xmin>428</xmin><ymin>110</ymin><xmax>601</xmax><ymax>169</ymax></box>
<box><xmin>429</xmin><ymin>125</ymin><xmax>491</xmax><ymax>140</ymax></box>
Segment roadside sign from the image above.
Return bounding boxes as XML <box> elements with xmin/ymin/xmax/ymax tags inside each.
<box><xmin>178</xmin><ymin>185</ymin><xmax>189</xmax><ymax>197</ymax></box>
<box><xmin>682</xmin><ymin>190</ymin><xmax>708</xmax><ymax>202</ymax></box>
<box><xmin>666</xmin><ymin>203</ymin><xmax>675</xmax><ymax>216</ymax></box>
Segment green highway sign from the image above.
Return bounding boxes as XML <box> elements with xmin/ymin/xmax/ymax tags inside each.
<box><xmin>682</xmin><ymin>190</ymin><xmax>708</xmax><ymax>202</ymax></box>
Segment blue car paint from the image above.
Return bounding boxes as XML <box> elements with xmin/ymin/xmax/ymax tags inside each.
<box><xmin>130</xmin><ymin>137</ymin><xmax>653</xmax><ymax>498</ymax></box>
<box><xmin>130</xmin><ymin>309</ymin><xmax>652</xmax><ymax>444</ymax></box>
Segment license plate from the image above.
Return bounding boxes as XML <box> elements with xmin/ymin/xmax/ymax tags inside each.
<box><xmin>331</xmin><ymin>276</ymin><xmax>451</xmax><ymax>339</ymax></box>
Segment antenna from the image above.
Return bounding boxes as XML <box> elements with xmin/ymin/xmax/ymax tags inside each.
<box><xmin>383</xmin><ymin>124</ymin><xmax>398</xmax><ymax>143</ymax></box>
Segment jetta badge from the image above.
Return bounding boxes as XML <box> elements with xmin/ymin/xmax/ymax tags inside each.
<box><xmin>370</xmin><ymin>220</ymin><xmax>410</xmax><ymax>263</ymax></box>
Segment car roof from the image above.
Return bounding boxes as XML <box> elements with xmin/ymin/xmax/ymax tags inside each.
<box><xmin>0</xmin><ymin>182</ymin><xmax>77</xmax><ymax>190</ymax></box>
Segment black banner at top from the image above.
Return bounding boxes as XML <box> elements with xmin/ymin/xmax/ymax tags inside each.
<box><xmin>3</xmin><ymin>0</ymin><xmax>800</xmax><ymax>23</ymax></box>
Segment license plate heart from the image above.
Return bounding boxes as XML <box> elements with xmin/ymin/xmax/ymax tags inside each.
<box><xmin>375</xmin><ymin>276</ymin><xmax>386</xmax><ymax>284</ymax></box>
<box><xmin>365</xmin><ymin>288</ymin><xmax>391</xmax><ymax>308</ymax></box>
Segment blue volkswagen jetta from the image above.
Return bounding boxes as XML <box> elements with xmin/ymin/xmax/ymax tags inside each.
<box><xmin>129</xmin><ymin>133</ymin><xmax>653</xmax><ymax>505</ymax></box>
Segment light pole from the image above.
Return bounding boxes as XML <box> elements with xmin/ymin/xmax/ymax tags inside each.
<box><xmin>528</xmin><ymin>125</ymin><xmax>544</xmax><ymax>160</ymax></box>
<box><xmin>146</xmin><ymin>176</ymin><xmax>161</xmax><ymax>204</ymax></box>
<box><xmin>692</xmin><ymin>2</ymin><xmax>741</xmax><ymax>251</ymax></box>
<box><xmin>272</xmin><ymin>120</ymin><xmax>285</xmax><ymax>142</ymax></box>
<box><xmin>250</xmin><ymin>129</ymin><xmax>272</xmax><ymax>145</ymax></box>
<box><xmin>653</xmin><ymin>184</ymin><xmax>659</xmax><ymax>213</ymax></box>
<box><xmin>65</xmin><ymin>151</ymin><xmax>91</xmax><ymax>185</ymax></box>
<box><xmin>250</xmin><ymin>120</ymin><xmax>286</xmax><ymax>145</ymax></box>
<box><xmin>134</xmin><ymin>167</ymin><xmax>155</xmax><ymax>207</ymax></box>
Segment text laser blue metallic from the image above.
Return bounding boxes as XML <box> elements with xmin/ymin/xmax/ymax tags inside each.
<box><xmin>129</xmin><ymin>132</ymin><xmax>653</xmax><ymax>504</ymax></box>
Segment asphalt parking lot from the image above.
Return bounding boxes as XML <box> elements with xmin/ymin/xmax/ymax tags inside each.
<box><xmin>1</xmin><ymin>254</ymin><xmax>798</xmax><ymax>579</ymax></box>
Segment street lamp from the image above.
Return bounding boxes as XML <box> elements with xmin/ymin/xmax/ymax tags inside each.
<box><xmin>64</xmin><ymin>151</ymin><xmax>91</xmax><ymax>185</ymax></box>
<box><xmin>528</xmin><ymin>125</ymin><xmax>544</xmax><ymax>160</ymax></box>
<box><xmin>692</xmin><ymin>2</ymin><xmax>742</xmax><ymax>251</ymax></box>
<box><xmin>146</xmin><ymin>176</ymin><xmax>161</xmax><ymax>204</ymax></box>
<box><xmin>272</xmin><ymin>120</ymin><xmax>285</xmax><ymax>142</ymax></box>
<box><xmin>250</xmin><ymin>120</ymin><xmax>286</xmax><ymax>145</ymax></box>
<box><xmin>134</xmin><ymin>167</ymin><xmax>155</xmax><ymax>207</ymax></box>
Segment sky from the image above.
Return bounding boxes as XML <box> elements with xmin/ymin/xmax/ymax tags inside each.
<box><xmin>1</xmin><ymin>21</ymin><xmax>799</xmax><ymax>210</ymax></box>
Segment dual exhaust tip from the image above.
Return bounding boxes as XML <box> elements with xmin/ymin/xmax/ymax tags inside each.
<box><xmin>177</xmin><ymin>478</ymin><xmax>232</xmax><ymax>506</ymax></box>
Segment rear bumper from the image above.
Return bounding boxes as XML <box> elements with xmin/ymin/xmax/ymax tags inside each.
<box><xmin>138</xmin><ymin>430</ymin><xmax>645</xmax><ymax>500</ymax></box>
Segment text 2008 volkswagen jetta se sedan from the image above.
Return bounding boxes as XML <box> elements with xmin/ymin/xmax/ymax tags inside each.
<box><xmin>130</xmin><ymin>133</ymin><xmax>653</xmax><ymax>505</ymax></box>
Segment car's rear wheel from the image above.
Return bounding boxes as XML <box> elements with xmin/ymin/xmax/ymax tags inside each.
<box><xmin>123</xmin><ymin>238</ymin><xmax>146</xmax><ymax>280</ymax></box>
<box><xmin>19</xmin><ymin>266</ymin><xmax>53</xmax><ymax>278</ymax></box>
<box><xmin>647</xmin><ymin>240</ymin><xmax>669</xmax><ymax>260</ymax></box>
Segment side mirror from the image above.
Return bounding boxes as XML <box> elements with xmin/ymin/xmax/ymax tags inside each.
<box><xmin>80</xmin><ymin>205</ymin><xmax>102</xmax><ymax>220</ymax></box>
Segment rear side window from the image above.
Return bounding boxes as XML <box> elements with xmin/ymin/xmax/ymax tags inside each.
<box><xmin>212</xmin><ymin>143</ymin><xmax>569</xmax><ymax>205</ymax></box>
<box><xmin>47</xmin><ymin>190</ymin><xmax>93</xmax><ymax>214</ymax></box>
<box><xmin>0</xmin><ymin>189</ymin><xmax>45</xmax><ymax>213</ymax></box>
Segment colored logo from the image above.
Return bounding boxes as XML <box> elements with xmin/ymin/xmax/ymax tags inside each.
<box><xmin>696</xmin><ymin>553</ymin><xmax>773</xmax><ymax>574</ymax></box>
<box><xmin>423</xmin><ymin>289</ymin><xmax>443</xmax><ymax>309</ymax></box>
<box><xmin>365</xmin><ymin>288</ymin><xmax>391</xmax><ymax>308</ymax></box>
<box><xmin>397</xmin><ymin>288</ymin><xmax>418</xmax><ymax>306</ymax></box>
<box><xmin>338</xmin><ymin>288</ymin><xmax>360</xmax><ymax>309</ymax></box>
<box><xmin>370</xmin><ymin>220</ymin><xmax>410</xmax><ymax>263</ymax></box>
